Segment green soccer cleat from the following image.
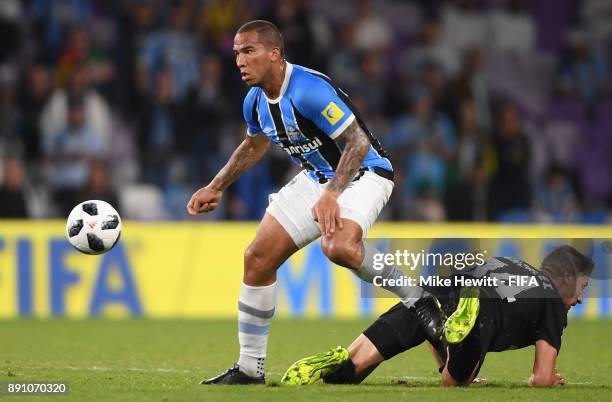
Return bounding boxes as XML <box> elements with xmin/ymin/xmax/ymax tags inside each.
<box><xmin>280</xmin><ymin>346</ymin><xmax>349</xmax><ymax>385</ymax></box>
<box><xmin>444</xmin><ymin>287</ymin><xmax>480</xmax><ymax>344</ymax></box>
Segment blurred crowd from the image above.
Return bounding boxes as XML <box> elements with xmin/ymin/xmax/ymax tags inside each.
<box><xmin>0</xmin><ymin>0</ymin><xmax>611</xmax><ymax>223</ymax></box>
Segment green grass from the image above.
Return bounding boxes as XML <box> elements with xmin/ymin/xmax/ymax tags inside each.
<box><xmin>1</xmin><ymin>319</ymin><xmax>611</xmax><ymax>401</ymax></box>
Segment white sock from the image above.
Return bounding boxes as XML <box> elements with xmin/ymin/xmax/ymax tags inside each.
<box><xmin>237</xmin><ymin>281</ymin><xmax>276</xmax><ymax>377</ymax></box>
<box><xmin>356</xmin><ymin>241</ymin><xmax>427</xmax><ymax>308</ymax></box>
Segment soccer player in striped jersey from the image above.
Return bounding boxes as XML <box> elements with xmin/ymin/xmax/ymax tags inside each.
<box><xmin>187</xmin><ymin>20</ymin><xmax>445</xmax><ymax>385</ymax></box>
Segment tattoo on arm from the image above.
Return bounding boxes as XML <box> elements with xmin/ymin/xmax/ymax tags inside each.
<box><xmin>211</xmin><ymin>135</ymin><xmax>269</xmax><ymax>191</ymax></box>
<box><xmin>327</xmin><ymin>120</ymin><xmax>370</xmax><ymax>194</ymax></box>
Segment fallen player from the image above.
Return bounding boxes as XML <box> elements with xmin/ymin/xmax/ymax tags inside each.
<box><xmin>281</xmin><ymin>245</ymin><xmax>593</xmax><ymax>387</ymax></box>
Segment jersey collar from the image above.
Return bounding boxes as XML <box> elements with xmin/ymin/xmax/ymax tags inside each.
<box><xmin>265</xmin><ymin>62</ymin><xmax>293</xmax><ymax>104</ymax></box>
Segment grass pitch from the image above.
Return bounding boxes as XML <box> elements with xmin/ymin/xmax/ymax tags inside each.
<box><xmin>1</xmin><ymin>319</ymin><xmax>611</xmax><ymax>401</ymax></box>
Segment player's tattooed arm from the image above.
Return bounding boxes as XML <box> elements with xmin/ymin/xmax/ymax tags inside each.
<box><xmin>210</xmin><ymin>134</ymin><xmax>270</xmax><ymax>191</ymax></box>
<box><xmin>327</xmin><ymin>120</ymin><xmax>370</xmax><ymax>194</ymax></box>
<box><xmin>187</xmin><ymin>134</ymin><xmax>269</xmax><ymax>216</ymax></box>
<box><xmin>312</xmin><ymin>120</ymin><xmax>368</xmax><ymax>234</ymax></box>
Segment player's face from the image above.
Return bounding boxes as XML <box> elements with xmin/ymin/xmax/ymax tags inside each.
<box><xmin>233</xmin><ymin>32</ymin><xmax>275</xmax><ymax>87</ymax></box>
<box><xmin>562</xmin><ymin>274</ymin><xmax>589</xmax><ymax>311</ymax></box>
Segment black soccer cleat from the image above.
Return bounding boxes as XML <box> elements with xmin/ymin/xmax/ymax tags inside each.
<box><xmin>200</xmin><ymin>364</ymin><xmax>265</xmax><ymax>385</ymax></box>
<box><xmin>413</xmin><ymin>296</ymin><xmax>446</xmax><ymax>341</ymax></box>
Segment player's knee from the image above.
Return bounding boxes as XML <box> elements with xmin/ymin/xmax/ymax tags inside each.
<box><xmin>442</xmin><ymin>376</ymin><xmax>457</xmax><ymax>387</ymax></box>
<box><xmin>321</xmin><ymin>240</ymin><xmax>360</xmax><ymax>268</ymax></box>
<box><xmin>243</xmin><ymin>246</ymin><xmax>273</xmax><ymax>282</ymax></box>
<box><xmin>320</xmin><ymin>240</ymin><xmax>339</xmax><ymax>262</ymax></box>
<box><xmin>441</xmin><ymin>367</ymin><xmax>459</xmax><ymax>387</ymax></box>
<box><xmin>442</xmin><ymin>365</ymin><xmax>471</xmax><ymax>387</ymax></box>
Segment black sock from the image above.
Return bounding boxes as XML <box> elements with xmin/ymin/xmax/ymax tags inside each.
<box><xmin>322</xmin><ymin>359</ymin><xmax>357</xmax><ymax>384</ymax></box>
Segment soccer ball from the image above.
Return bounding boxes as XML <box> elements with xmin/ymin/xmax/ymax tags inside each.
<box><xmin>66</xmin><ymin>200</ymin><xmax>122</xmax><ymax>255</ymax></box>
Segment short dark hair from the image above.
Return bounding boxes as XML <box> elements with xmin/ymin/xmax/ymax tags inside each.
<box><xmin>237</xmin><ymin>20</ymin><xmax>284</xmax><ymax>56</ymax></box>
<box><xmin>541</xmin><ymin>245</ymin><xmax>594</xmax><ymax>279</ymax></box>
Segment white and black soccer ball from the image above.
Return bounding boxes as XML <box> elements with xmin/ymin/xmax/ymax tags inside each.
<box><xmin>66</xmin><ymin>200</ymin><xmax>122</xmax><ymax>255</ymax></box>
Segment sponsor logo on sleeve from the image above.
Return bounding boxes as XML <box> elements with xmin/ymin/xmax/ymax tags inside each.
<box><xmin>321</xmin><ymin>101</ymin><xmax>344</xmax><ymax>125</ymax></box>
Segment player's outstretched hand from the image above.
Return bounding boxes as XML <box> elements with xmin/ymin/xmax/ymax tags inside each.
<box><xmin>187</xmin><ymin>186</ymin><xmax>222</xmax><ymax>216</ymax></box>
<box><xmin>553</xmin><ymin>369</ymin><xmax>565</xmax><ymax>386</ymax></box>
<box><xmin>312</xmin><ymin>191</ymin><xmax>343</xmax><ymax>237</ymax></box>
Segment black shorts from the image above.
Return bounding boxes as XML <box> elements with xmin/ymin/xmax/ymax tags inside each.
<box><xmin>362</xmin><ymin>302</ymin><xmax>429</xmax><ymax>360</ymax></box>
<box><xmin>446</xmin><ymin>298</ymin><xmax>498</xmax><ymax>382</ymax></box>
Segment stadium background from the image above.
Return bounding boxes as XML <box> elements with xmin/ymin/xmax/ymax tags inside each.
<box><xmin>0</xmin><ymin>0</ymin><xmax>611</xmax><ymax>322</ymax></box>
<box><xmin>1</xmin><ymin>2</ymin><xmax>612</xmax><ymax>400</ymax></box>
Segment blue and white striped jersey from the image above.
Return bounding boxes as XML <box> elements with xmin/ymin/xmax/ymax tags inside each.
<box><xmin>243</xmin><ymin>63</ymin><xmax>392</xmax><ymax>183</ymax></box>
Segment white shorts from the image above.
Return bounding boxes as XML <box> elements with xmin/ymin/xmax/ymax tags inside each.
<box><xmin>266</xmin><ymin>170</ymin><xmax>394</xmax><ymax>248</ymax></box>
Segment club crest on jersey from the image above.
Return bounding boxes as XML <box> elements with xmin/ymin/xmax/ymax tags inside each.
<box><xmin>287</xmin><ymin>127</ymin><xmax>306</xmax><ymax>143</ymax></box>
<box><xmin>283</xmin><ymin>136</ymin><xmax>323</xmax><ymax>156</ymax></box>
<box><xmin>322</xmin><ymin>101</ymin><xmax>344</xmax><ymax>125</ymax></box>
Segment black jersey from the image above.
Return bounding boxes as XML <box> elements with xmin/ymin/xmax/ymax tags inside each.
<box><xmin>426</xmin><ymin>257</ymin><xmax>568</xmax><ymax>353</ymax></box>
<box><xmin>363</xmin><ymin>256</ymin><xmax>568</xmax><ymax>376</ymax></box>
<box><xmin>463</xmin><ymin>257</ymin><xmax>568</xmax><ymax>353</ymax></box>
